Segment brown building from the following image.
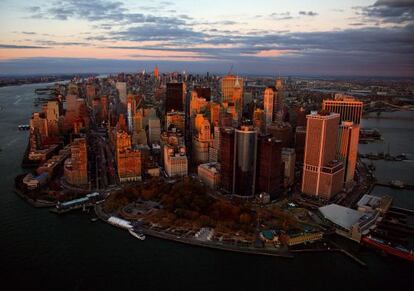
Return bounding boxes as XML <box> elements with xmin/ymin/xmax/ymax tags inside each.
<box><xmin>64</xmin><ymin>138</ymin><xmax>88</xmax><ymax>186</ymax></box>
<box><xmin>166</xmin><ymin>83</ymin><xmax>186</xmax><ymax>113</ymax></box>
<box><xmin>295</xmin><ymin>126</ymin><xmax>306</xmax><ymax>163</ymax></box>
<box><xmin>219</xmin><ymin>127</ymin><xmax>235</xmax><ymax>193</ymax></box>
<box><xmin>115</xmin><ymin>131</ymin><xmax>141</xmax><ymax>182</ymax></box>
<box><xmin>194</xmin><ymin>86</ymin><xmax>211</xmax><ymax>101</ymax></box>
<box><xmin>322</xmin><ymin>94</ymin><xmax>363</xmax><ymax>124</ymax></box>
<box><xmin>263</xmin><ymin>86</ymin><xmax>276</xmax><ymax>126</ymax></box>
<box><xmin>301</xmin><ymin>112</ymin><xmax>344</xmax><ymax>200</ymax></box>
<box><xmin>256</xmin><ymin>136</ymin><xmax>283</xmax><ymax>196</ymax></box>
<box><xmin>267</xmin><ymin>121</ymin><xmax>292</xmax><ymax>147</ymax></box>
<box><xmin>221</xmin><ymin>75</ymin><xmax>243</xmax><ymax>103</ymax></box>
<box><xmin>253</xmin><ymin>108</ymin><xmax>265</xmax><ymax>134</ymax></box>
<box><xmin>323</xmin><ymin>94</ymin><xmax>363</xmax><ymax>185</ymax></box>
<box><xmin>337</xmin><ymin>121</ymin><xmax>360</xmax><ymax>187</ymax></box>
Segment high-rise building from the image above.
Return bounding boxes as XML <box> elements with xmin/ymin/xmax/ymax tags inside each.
<box><xmin>209</xmin><ymin>126</ymin><xmax>221</xmax><ymax>162</ymax></box>
<box><xmin>115</xmin><ymin>131</ymin><xmax>141</xmax><ymax>182</ymax></box>
<box><xmin>148</xmin><ymin>117</ymin><xmax>161</xmax><ymax>144</ymax></box>
<box><xmin>274</xmin><ymin>78</ymin><xmax>284</xmax><ymax>117</ymax></box>
<box><xmin>193</xmin><ymin>115</ymin><xmax>211</xmax><ymax>165</ymax></box>
<box><xmin>210</xmin><ymin>102</ymin><xmax>221</xmax><ymax>127</ymax></box>
<box><xmin>295</xmin><ymin>126</ymin><xmax>306</xmax><ymax>163</ymax></box>
<box><xmin>64</xmin><ymin>138</ymin><xmax>88</xmax><ymax>186</ymax></box>
<box><xmin>219</xmin><ymin>127</ymin><xmax>235</xmax><ymax>193</ymax></box>
<box><xmin>253</xmin><ymin>108</ymin><xmax>265</xmax><ymax>134</ymax></box>
<box><xmin>267</xmin><ymin>121</ymin><xmax>292</xmax><ymax>147</ymax></box>
<box><xmin>194</xmin><ymin>86</ymin><xmax>211</xmax><ymax>101</ymax></box>
<box><xmin>166</xmin><ymin>83</ymin><xmax>186</xmax><ymax>113</ymax></box>
<box><xmin>322</xmin><ymin>94</ymin><xmax>363</xmax><ymax>125</ymax></box>
<box><xmin>233</xmin><ymin>126</ymin><xmax>258</xmax><ymax>197</ymax></box>
<box><xmin>256</xmin><ymin>136</ymin><xmax>283</xmax><ymax>196</ymax></box>
<box><xmin>45</xmin><ymin>101</ymin><xmax>60</xmax><ymax>136</ymax></box>
<box><xmin>154</xmin><ymin>65</ymin><xmax>159</xmax><ymax>79</ymax></box>
<box><xmin>322</xmin><ymin>94</ymin><xmax>363</xmax><ymax>184</ymax></box>
<box><xmin>116</xmin><ymin>82</ymin><xmax>127</xmax><ymax>105</ymax></box>
<box><xmin>264</xmin><ymin>87</ymin><xmax>276</xmax><ymax>125</ymax></box>
<box><xmin>301</xmin><ymin>112</ymin><xmax>344</xmax><ymax>200</ymax></box>
<box><xmin>221</xmin><ymin>75</ymin><xmax>243</xmax><ymax>104</ymax></box>
<box><xmin>30</xmin><ymin>112</ymin><xmax>48</xmax><ymax>140</ymax></box>
<box><xmin>190</xmin><ymin>91</ymin><xmax>208</xmax><ymax>116</ymax></box>
<box><xmin>166</xmin><ymin>111</ymin><xmax>185</xmax><ymax>133</ymax></box>
<box><xmin>337</xmin><ymin>121</ymin><xmax>359</xmax><ymax>186</ymax></box>
<box><xmin>282</xmin><ymin>148</ymin><xmax>296</xmax><ymax>187</ymax></box>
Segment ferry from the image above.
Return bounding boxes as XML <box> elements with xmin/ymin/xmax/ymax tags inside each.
<box><xmin>362</xmin><ymin>235</ymin><xmax>414</xmax><ymax>262</ymax></box>
<box><xmin>129</xmin><ymin>229</ymin><xmax>146</xmax><ymax>241</ymax></box>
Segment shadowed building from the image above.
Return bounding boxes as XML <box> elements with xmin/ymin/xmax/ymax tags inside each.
<box><xmin>219</xmin><ymin>127</ymin><xmax>235</xmax><ymax>193</ymax></box>
<box><xmin>256</xmin><ymin>136</ymin><xmax>283</xmax><ymax>196</ymax></box>
<box><xmin>166</xmin><ymin>83</ymin><xmax>186</xmax><ymax>113</ymax></box>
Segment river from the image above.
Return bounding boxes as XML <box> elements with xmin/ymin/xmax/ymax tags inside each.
<box><xmin>0</xmin><ymin>83</ymin><xmax>412</xmax><ymax>290</ymax></box>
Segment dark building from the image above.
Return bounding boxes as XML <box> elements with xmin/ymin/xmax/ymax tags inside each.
<box><xmin>165</xmin><ymin>83</ymin><xmax>185</xmax><ymax>113</ymax></box>
<box><xmin>256</xmin><ymin>135</ymin><xmax>283</xmax><ymax>196</ymax></box>
<box><xmin>233</xmin><ymin>126</ymin><xmax>258</xmax><ymax>197</ymax></box>
<box><xmin>267</xmin><ymin>121</ymin><xmax>292</xmax><ymax>147</ymax></box>
<box><xmin>194</xmin><ymin>86</ymin><xmax>211</xmax><ymax>101</ymax></box>
<box><xmin>219</xmin><ymin>127</ymin><xmax>235</xmax><ymax>193</ymax></box>
<box><xmin>295</xmin><ymin>126</ymin><xmax>306</xmax><ymax>163</ymax></box>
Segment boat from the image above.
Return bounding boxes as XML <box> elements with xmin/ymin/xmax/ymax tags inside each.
<box><xmin>91</xmin><ymin>217</ymin><xmax>99</xmax><ymax>222</ymax></box>
<box><xmin>390</xmin><ymin>180</ymin><xmax>405</xmax><ymax>189</ymax></box>
<box><xmin>129</xmin><ymin>229</ymin><xmax>146</xmax><ymax>241</ymax></box>
<box><xmin>362</xmin><ymin>235</ymin><xmax>414</xmax><ymax>262</ymax></box>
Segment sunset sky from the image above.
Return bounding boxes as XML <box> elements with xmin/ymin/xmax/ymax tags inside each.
<box><xmin>0</xmin><ymin>0</ymin><xmax>413</xmax><ymax>76</ymax></box>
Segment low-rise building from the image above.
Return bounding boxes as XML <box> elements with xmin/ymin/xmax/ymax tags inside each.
<box><xmin>198</xmin><ymin>162</ymin><xmax>220</xmax><ymax>189</ymax></box>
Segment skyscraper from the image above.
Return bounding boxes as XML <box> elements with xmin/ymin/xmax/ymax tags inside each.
<box><xmin>233</xmin><ymin>126</ymin><xmax>258</xmax><ymax>197</ymax></box>
<box><xmin>116</xmin><ymin>82</ymin><xmax>127</xmax><ymax>105</ymax></box>
<box><xmin>221</xmin><ymin>75</ymin><xmax>243</xmax><ymax>104</ymax></box>
<box><xmin>337</xmin><ymin>121</ymin><xmax>359</xmax><ymax>186</ymax></box>
<box><xmin>301</xmin><ymin>112</ymin><xmax>344</xmax><ymax>200</ymax></box>
<box><xmin>256</xmin><ymin>136</ymin><xmax>283</xmax><ymax>196</ymax></box>
<box><xmin>322</xmin><ymin>94</ymin><xmax>363</xmax><ymax>125</ymax></box>
<box><xmin>219</xmin><ymin>127</ymin><xmax>235</xmax><ymax>193</ymax></box>
<box><xmin>322</xmin><ymin>94</ymin><xmax>363</xmax><ymax>184</ymax></box>
<box><xmin>264</xmin><ymin>86</ymin><xmax>276</xmax><ymax>126</ymax></box>
<box><xmin>64</xmin><ymin>138</ymin><xmax>88</xmax><ymax>186</ymax></box>
<box><xmin>166</xmin><ymin>83</ymin><xmax>186</xmax><ymax>113</ymax></box>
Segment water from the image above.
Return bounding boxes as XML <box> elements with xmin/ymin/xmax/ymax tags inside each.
<box><xmin>0</xmin><ymin>84</ymin><xmax>413</xmax><ymax>290</ymax></box>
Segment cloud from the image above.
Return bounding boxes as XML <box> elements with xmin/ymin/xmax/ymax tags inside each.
<box><xmin>0</xmin><ymin>44</ymin><xmax>49</xmax><ymax>49</ymax></box>
<box><xmin>357</xmin><ymin>0</ymin><xmax>414</xmax><ymax>24</ymax></box>
<box><xmin>112</xmin><ymin>24</ymin><xmax>205</xmax><ymax>42</ymax></box>
<box><xmin>299</xmin><ymin>11</ymin><xmax>318</xmax><ymax>16</ymax></box>
<box><xmin>269</xmin><ymin>12</ymin><xmax>293</xmax><ymax>20</ymax></box>
<box><xmin>27</xmin><ymin>0</ymin><xmax>188</xmax><ymax>26</ymax></box>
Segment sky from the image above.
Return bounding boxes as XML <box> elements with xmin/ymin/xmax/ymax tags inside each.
<box><xmin>0</xmin><ymin>0</ymin><xmax>413</xmax><ymax>76</ymax></box>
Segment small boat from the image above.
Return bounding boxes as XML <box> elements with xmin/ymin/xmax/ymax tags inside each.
<box><xmin>390</xmin><ymin>180</ymin><xmax>405</xmax><ymax>189</ymax></box>
<box><xmin>129</xmin><ymin>229</ymin><xmax>146</xmax><ymax>241</ymax></box>
<box><xmin>91</xmin><ymin>217</ymin><xmax>99</xmax><ymax>222</ymax></box>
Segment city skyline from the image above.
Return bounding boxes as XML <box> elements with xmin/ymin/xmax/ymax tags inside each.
<box><xmin>0</xmin><ymin>0</ymin><xmax>413</xmax><ymax>76</ymax></box>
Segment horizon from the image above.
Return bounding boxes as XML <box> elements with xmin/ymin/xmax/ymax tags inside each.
<box><xmin>0</xmin><ymin>0</ymin><xmax>413</xmax><ymax>76</ymax></box>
